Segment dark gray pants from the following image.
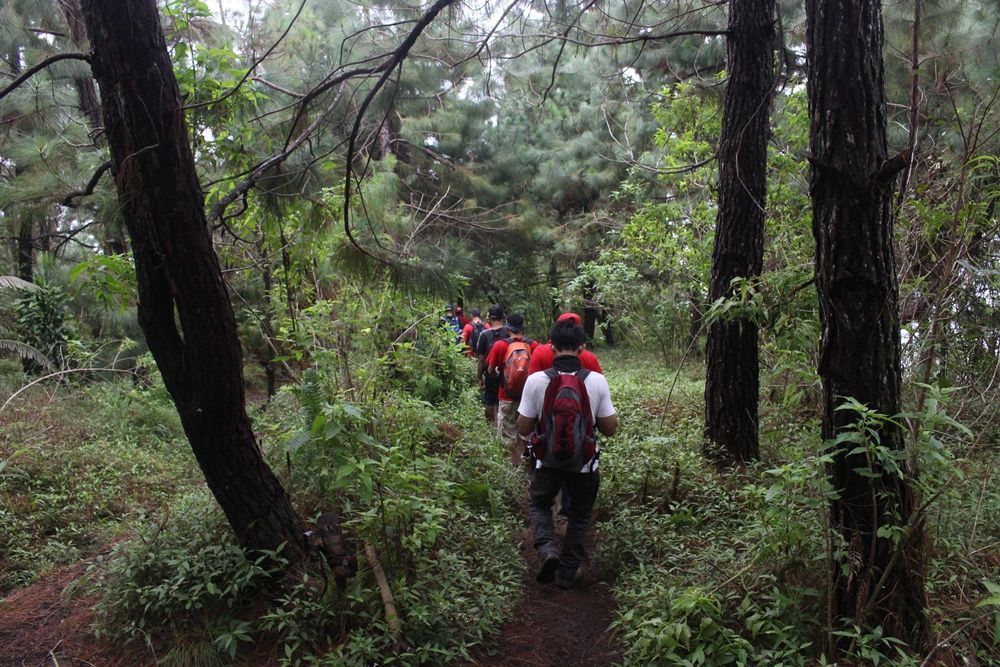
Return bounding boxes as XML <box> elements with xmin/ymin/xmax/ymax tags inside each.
<box><xmin>529</xmin><ymin>467</ymin><xmax>600</xmax><ymax>580</ymax></box>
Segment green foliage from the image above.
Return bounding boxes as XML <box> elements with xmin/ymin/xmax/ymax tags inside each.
<box><xmin>0</xmin><ymin>373</ymin><xmax>193</xmax><ymax>593</ymax></box>
<box><xmin>91</xmin><ymin>494</ymin><xmax>285</xmax><ymax>643</ymax></box>
<box><xmin>14</xmin><ymin>282</ymin><xmax>70</xmax><ymax>369</ymax></box>
<box><xmin>612</xmin><ymin>579</ymin><xmax>752</xmax><ymax>666</ymax></box>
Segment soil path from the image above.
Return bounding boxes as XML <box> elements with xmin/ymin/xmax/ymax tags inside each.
<box><xmin>468</xmin><ymin>500</ymin><xmax>623</xmax><ymax>667</ymax></box>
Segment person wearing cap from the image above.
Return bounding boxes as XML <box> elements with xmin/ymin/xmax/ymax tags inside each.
<box><xmin>517</xmin><ymin>320</ymin><xmax>618</xmax><ymax>589</ymax></box>
<box><xmin>476</xmin><ymin>305</ymin><xmax>509</xmax><ymax>425</ymax></box>
<box><xmin>461</xmin><ymin>307</ymin><xmax>485</xmax><ymax>357</ymax></box>
<box><xmin>528</xmin><ymin>312</ymin><xmax>603</xmax><ymax>374</ymax></box>
<box><xmin>486</xmin><ymin>313</ymin><xmax>539</xmax><ymax>466</ymax></box>
<box><xmin>526</xmin><ymin>312</ymin><xmax>603</xmax><ymax>532</ymax></box>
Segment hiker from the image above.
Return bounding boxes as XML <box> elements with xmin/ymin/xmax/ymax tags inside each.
<box><xmin>441</xmin><ymin>304</ymin><xmax>462</xmax><ymax>340</ymax></box>
<box><xmin>486</xmin><ymin>313</ymin><xmax>539</xmax><ymax>465</ymax></box>
<box><xmin>455</xmin><ymin>306</ymin><xmax>470</xmax><ymax>329</ymax></box>
<box><xmin>476</xmin><ymin>304</ymin><xmax>509</xmax><ymax>425</ymax></box>
<box><xmin>461</xmin><ymin>308</ymin><xmax>485</xmax><ymax>357</ymax></box>
<box><xmin>518</xmin><ymin>321</ymin><xmax>617</xmax><ymax>589</ymax></box>
<box><xmin>528</xmin><ymin>312</ymin><xmax>603</xmax><ymax>374</ymax></box>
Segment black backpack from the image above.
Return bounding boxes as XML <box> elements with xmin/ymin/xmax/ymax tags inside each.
<box><xmin>469</xmin><ymin>321</ymin><xmax>487</xmax><ymax>352</ymax></box>
<box><xmin>477</xmin><ymin>326</ymin><xmax>509</xmax><ymax>359</ymax></box>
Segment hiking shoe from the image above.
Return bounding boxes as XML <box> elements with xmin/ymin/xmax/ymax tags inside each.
<box><xmin>556</xmin><ymin>566</ymin><xmax>585</xmax><ymax>589</ymax></box>
<box><xmin>536</xmin><ymin>553</ymin><xmax>560</xmax><ymax>584</ymax></box>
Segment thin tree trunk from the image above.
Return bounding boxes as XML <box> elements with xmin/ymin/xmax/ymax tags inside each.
<box><xmin>583</xmin><ymin>280</ymin><xmax>597</xmax><ymax>341</ymax></box>
<box><xmin>80</xmin><ymin>0</ymin><xmax>306</xmax><ymax>560</ymax></box>
<box><xmin>806</xmin><ymin>0</ymin><xmax>926</xmax><ymax>651</ymax></box>
<box><xmin>17</xmin><ymin>219</ymin><xmax>33</xmax><ymax>283</ymax></box>
<box><xmin>895</xmin><ymin>0</ymin><xmax>921</xmax><ymax>214</ymax></box>
<box><xmin>703</xmin><ymin>0</ymin><xmax>774</xmax><ymax>464</ymax></box>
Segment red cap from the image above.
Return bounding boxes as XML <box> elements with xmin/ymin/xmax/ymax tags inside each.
<box><xmin>556</xmin><ymin>312</ymin><xmax>582</xmax><ymax>325</ymax></box>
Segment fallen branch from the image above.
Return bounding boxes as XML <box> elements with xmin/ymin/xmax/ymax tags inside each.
<box><xmin>363</xmin><ymin>540</ymin><xmax>406</xmax><ymax>650</ymax></box>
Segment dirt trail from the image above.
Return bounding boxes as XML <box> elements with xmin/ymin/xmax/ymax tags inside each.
<box><xmin>468</xmin><ymin>508</ymin><xmax>623</xmax><ymax>667</ymax></box>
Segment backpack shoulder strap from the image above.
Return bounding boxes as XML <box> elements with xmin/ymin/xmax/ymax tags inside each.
<box><xmin>576</xmin><ymin>368</ymin><xmax>590</xmax><ymax>382</ymax></box>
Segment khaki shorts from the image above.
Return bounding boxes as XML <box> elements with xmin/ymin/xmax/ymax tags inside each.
<box><xmin>497</xmin><ymin>399</ymin><xmax>523</xmax><ymax>466</ymax></box>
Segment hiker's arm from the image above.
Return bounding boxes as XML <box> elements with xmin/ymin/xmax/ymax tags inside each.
<box><xmin>596</xmin><ymin>415</ymin><xmax>618</xmax><ymax>437</ymax></box>
<box><xmin>517</xmin><ymin>416</ymin><xmax>537</xmax><ymax>438</ymax></box>
<box><xmin>596</xmin><ymin>414</ymin><xmax>618</xmax><ymax>437</ymax></box>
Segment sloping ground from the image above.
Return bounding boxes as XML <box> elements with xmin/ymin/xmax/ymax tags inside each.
<box><xmin>469</xmin><ymin>520</ymin><xmax>622</xmax><ymax>667</ymax></box>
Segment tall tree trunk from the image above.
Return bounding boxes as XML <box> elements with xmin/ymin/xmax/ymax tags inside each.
<box><xmin>703</xmin><ymin>0</ymin><xmax>774</xmax><ymax>464</ymax></box>
<box><xmin>806</xmin><ymin>0</ymin><xmax>926</xmax><ymax>652</ymax></box>
<box><xmin>60</xmin><ymin>0</ymin><xmax>128</xmax><ymax>255</ymax></box>
<box><xmin>17</xmin><ymin>218</ymin><xmax>33</xmax><ymax>283</ymax></box>
<box><xmin>79</xmin><ymin>0</ymin><xmax>306</xmax><ymax>559</ymax></box>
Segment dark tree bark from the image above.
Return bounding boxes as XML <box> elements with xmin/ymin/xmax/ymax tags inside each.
<box><xmin>79</xmin><ymin>0</ymin><xmax>306</xmax><ymax>559</ymax></box>
<box><xmin>806</xmin><ymin>0</ymin><xmax>926</xmax><ymax>652</ymax></box>
<box><xmin>16</xmin><ymin>219</ymin><xmax>33</xmax><ymax>283</ymax></box>
<box><xmin>60</xmin><ymin>0</ymin><xmax>128</xmax><ymax>255</ymax></box>
<box><xmin>703</xmin><ymin>0</ymin><xmax>774</xmax><ymax>464</ymax></box>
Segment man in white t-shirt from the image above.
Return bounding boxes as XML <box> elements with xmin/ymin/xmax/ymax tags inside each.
<box><xmin>517</xmin><ymin>321</ymin><xmax>618</xmax><ymax>589</ymax></box>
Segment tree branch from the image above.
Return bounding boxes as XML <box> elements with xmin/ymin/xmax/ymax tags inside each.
<box><xmin>61</xmin><ymin>159</ymin><xmax>111</xmax><ymax>207</ymax></box>
<box><xmin>343</xmin><ymin>0</ymin><xmax>459</xmax><ymax>256</ymax></box>
<box><xmin>0</xmin><ymin>52</ymin><xmax>91</xmax><ymax>101</ymax></box>
<box><xmin>183</xmin><ymin>0</ymin><xmax>307</xmax><ymax>111</ymax></box>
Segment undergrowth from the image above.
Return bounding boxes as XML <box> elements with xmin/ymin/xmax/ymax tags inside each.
<box><xmin>594</xmin><ymin>348</ymin><xmax>1000</xmax><ymax>666</ymax></box>
<box><xmin>80</xmin><ymin>332</ymin><xmax>523</xmax><ymax>665</ymax></box>
<box><xmin>0</xmin><ymin>372</ymin><xmax>195</xmax><ymax>593</ymax></box>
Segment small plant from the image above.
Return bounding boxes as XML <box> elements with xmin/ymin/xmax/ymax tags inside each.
<box><xmin>613</xmin><ymin>575</ymin><xmax>753</xmax><ymax>666</ymax></box>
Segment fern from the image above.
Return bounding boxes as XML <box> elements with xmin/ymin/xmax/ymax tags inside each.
<box><xmin>0</xmin><ymin>275</ymin><xmax>38</xmax><ymax>291</ymax></box>
<box><xmin>0</xmin><ymin>338</ymin><xmax>54</xmax><ymax>369</ymax></box>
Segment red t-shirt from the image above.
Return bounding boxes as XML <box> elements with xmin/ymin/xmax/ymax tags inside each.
<box><xmin>527</xmin><ymin>344</ymin><xmax>602</xmax><ymax>374</ymax></box>
<box><xmin>487</xmin><ymin>337</ymin><xmax>540</xmax><ymax>401</ymax></box>
<box><xmin>461</xmin><ymin>320</ymin><xmax>483</xmax><ymax>355</ymax></box>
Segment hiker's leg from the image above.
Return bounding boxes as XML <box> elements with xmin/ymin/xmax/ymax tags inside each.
<box><xmin>557</xmin><ymin>477</ymin><xmax>572</xmax><ymax>517</ymax></box>
<box><xmin>483</xmin><ymin>385</ymin><xmax>499</xmax><ymax>426</ymax></box>
<box><xmin>529</xmin><ymin>467</ymin><xmax>561</xmax><ymax>558</ymax></box>
<box><xmin>497</xmin><ymin>399</ymin><xmax>522</xmax><ymax>466</ymax></box>
<box><xmin>558</xmin><ymin>471</ymin><xmax>600</xmax><ymax>579</ymax></box>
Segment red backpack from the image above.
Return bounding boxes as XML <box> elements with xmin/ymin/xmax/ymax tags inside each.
<box><xmin>530</xmin><ymin>369</ymin><xmax>596</xmax><ymax>471</ymax></box>
<box><xmin>501</xmin><ymin>340</ymin><xmax>533</xmax><ymax>398</ymax></box>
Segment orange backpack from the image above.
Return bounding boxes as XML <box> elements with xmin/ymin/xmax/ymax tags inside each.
<box><xmin>502</xmin><ymin>340</ymin><xmax>533</xmax><ymax>398</ymax></box>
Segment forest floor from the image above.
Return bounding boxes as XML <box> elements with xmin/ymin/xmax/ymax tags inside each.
<box><xmin>467</xmin><ymin>499</ymin><xmax>622</xmax><ymax>667</ymax></box>
<box><xmin>0</xmin><ymin>479</ymin><xmax>621</xmax><ymax>667</ymax></box>
<box><xmin>0</xmin><ymin>561</ymin><xmax>133</xmax><ymax>666</ymax></box>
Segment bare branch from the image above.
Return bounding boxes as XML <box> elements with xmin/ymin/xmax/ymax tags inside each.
<box><xmin>0</xmin><ymin>52</ymin><xmax>91</xmax><ymax>101</ymax></box>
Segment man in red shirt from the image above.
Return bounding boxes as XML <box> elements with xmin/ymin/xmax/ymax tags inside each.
<box><xmin>460</xmin><ymin>308</ymin><xmax>484</xmax><ymax>357</ymax></box>
<box><xmin>528</xmin><ymin>312</ymin><xmax>603</xmax><ymax>374</ymax></box>
<box><xmin>486</xmin><ymin>313</ymin><xmax>540</xmax><ymax>466</ymax></box>
<box><xmin>455</xmin><ymin>306</ymin><xmax>470</xmax><ymax>329</ymax></box>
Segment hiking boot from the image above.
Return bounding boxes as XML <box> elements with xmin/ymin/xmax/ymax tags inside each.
<box><xmin>556</xmin><ymin>566</ymin><xmax>585</xmax><ymax>589</ymax></box>
<box><xmin>536</xmin><ymin>553</ymin><xmax>560</xmax><ymax>584</ymax></box>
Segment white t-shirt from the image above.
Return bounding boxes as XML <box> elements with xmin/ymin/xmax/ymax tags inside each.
<box><xmin>518</xmin><ymin>367</ymin><xmax>616</xmax><ymax>472</ymax></box>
